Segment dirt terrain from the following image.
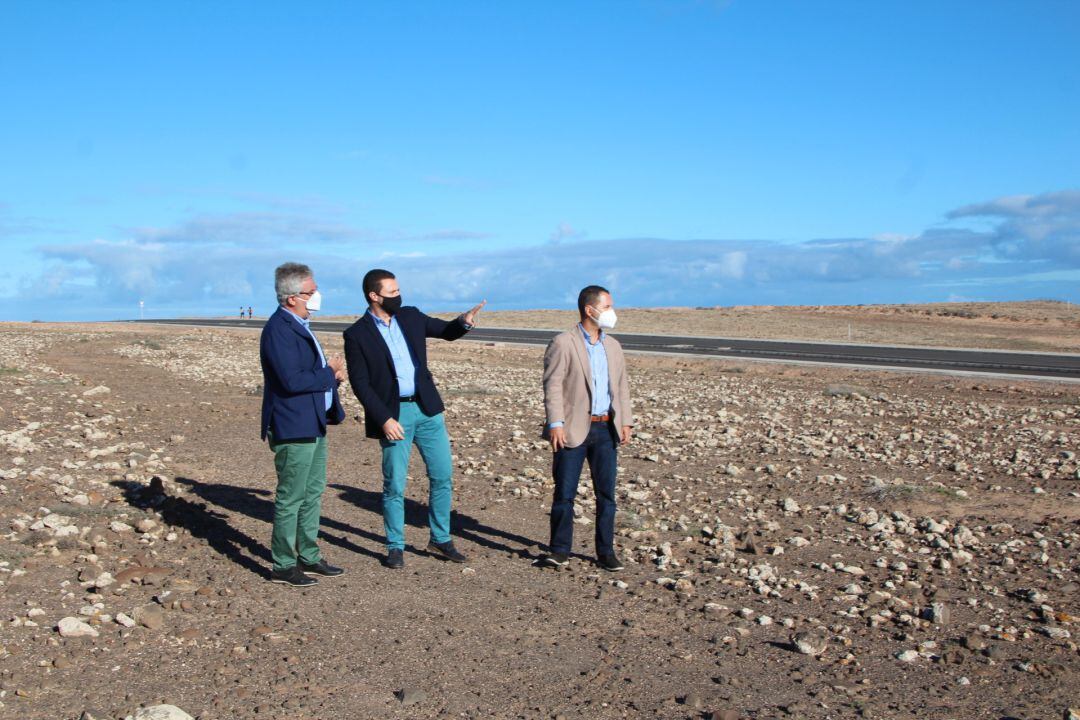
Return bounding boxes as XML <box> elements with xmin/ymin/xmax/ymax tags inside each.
<box><xmin>0</xmin><ymin>321</ymin><xmax>1077</xmax><ymax>720</ymax></box>
<box><xmin>320</xmin><ymin>300</ymin><xmax>1080</xmax><ymax>353</ymax></box>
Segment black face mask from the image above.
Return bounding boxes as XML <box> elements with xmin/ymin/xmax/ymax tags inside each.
<box><xmin>379</xmin><ymin>294</ymin><xmax>402</xmax><ymax>315</ymax></box>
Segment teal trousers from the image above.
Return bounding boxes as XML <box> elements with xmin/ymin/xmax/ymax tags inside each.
<box><xmin>380</xmin><ymin>402</ymin><xmax>453</xmax><ymax>550</ymax></box>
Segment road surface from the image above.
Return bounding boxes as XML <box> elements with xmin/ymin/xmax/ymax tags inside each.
<box><xmin>123</xmin><ymin>318</ymin><xmax>1080</xmax><ymax>381</ymax></box>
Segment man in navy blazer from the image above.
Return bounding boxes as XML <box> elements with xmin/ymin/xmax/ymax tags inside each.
<box><xmin>260</xmin><ymin>262</ymin><xmax>347</xmax><ymax>587</ymax></box>
<box><xmin>343</xmin><ymin>268</ymin><xmax>485</xmax><ymax>569</ymax></box>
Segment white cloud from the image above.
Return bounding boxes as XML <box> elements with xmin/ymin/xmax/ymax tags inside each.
<box><xmin>125</xmin><ymin>211</ymin><xmax>364</xmax><ymax>247</ymax></box>
<box><xmin>13</xmin><ymin>188</ymin><xmax>1080</xmax><ymax>320</ymax></box>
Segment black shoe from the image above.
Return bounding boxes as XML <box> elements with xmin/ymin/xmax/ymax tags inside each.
<box><xmin>427</xmin><ymin>540</ymin><xmax>467</xmax><ymax>563</ymax></box>
<box><xmin>532</xmin><ymin>552</ymin><xmax>569</xmax><ymax>569</ymax></box>
<box><xmin>270</xmin><ymin>566</ymin><xmax>319</xmax><ymax>587</ymax></box>
<box><xmin>385</xmin><ymin>548</ymin><xmax>404</xmax><ymax>569</ymax></box>
<box><xmin>597</xmin><ymin>554</ymin><xmax>624</xmax><ymax>572</ymax></box>
<box><xmin>299</xmin><ymin>559</ymin><xmax>345</xmax><ymax>577</ymax></box>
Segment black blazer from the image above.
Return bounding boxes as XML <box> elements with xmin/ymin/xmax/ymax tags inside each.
<box><xmin>343</xmin><ymin>306</ymin><xmax>469</xmax><ymax>438</ymax></box>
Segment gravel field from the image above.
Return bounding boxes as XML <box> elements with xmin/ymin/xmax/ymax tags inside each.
<box><xmin>0</xmin><ymin>320</ymin><xmax>1077</xmax><ymax>720</ymax></box>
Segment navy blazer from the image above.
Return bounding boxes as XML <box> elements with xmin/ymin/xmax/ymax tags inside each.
<box><xmin>260</xmin><ymin>306</ymin><xmax>345</xmax><ymax>441</ymax></box>
<box><xmin>342</xmin><ymin>306</ymin><xmax>468</xmax><ymax>438</ymax></box>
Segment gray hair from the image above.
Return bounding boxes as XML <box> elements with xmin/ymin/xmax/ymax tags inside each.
<box><xmin>274</xmin><ymin>262</ymin><xmax>312</xmax><ymax>304</ymax></box>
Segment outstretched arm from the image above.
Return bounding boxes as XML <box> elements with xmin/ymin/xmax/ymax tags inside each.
<box><xmin>421</xmin><ymin>300</ymin><xmax>486</xmax><ymax>341</ymax></box>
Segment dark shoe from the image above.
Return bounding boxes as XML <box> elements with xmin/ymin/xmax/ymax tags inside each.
<box><xmin>597</xmin><ymin>554</ymin><xmax>624</xmax><ymax>572</ymax></box>
<box><xmin>532</xmin><ymin>552</ymin><xmax>569</xmax><ymax>569</ymax></box>
<box><xmin>299</xmin><ymin>559</ymin><xmax>345</xmax><ymax>577</ymax></box>
<box><xmin>427</xmin><ymin>540</ymin><xmax>467</xmax><ymax>563</ymax></box>
<box><xmin>270</xmin><ymin>566</ymin><xmax>319</xmax><ymax>587</ymax></box>
<box><xmin>384</xmin><ymin>548</ymin><xmax>404</xmax><ymax>569</ymax></box>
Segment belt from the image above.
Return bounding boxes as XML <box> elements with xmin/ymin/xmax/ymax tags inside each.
<box><xmin>399</xmin><ymin>395</ymin><xmax>417</xmax><ymax>403</ymax></box>
<box><xmin>590</xmin><ymin>414</ymin><xmax>610</xmax><ymax>423</ymax></box>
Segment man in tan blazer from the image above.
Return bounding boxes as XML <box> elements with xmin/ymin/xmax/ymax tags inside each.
<box><xmin>535</xmin><ymin>285</ymin><xmax>633</xmax><ymax>571</ymax></box>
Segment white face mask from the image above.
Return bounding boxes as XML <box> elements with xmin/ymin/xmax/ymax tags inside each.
<box><xmin>303</xmin><ymin>290</ymin><xmax>322</xmax><ymax>312</ymax></box>
<box><xmin>594</xmin><ymin>307</ymin><xmax>617</xmax><ymax>330</ymax></box>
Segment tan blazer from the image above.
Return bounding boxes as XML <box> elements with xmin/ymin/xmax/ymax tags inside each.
<box><xmin>542</xmin><ymin>325</ymin><xmax>633</xmax><ymax>448</ymax></box>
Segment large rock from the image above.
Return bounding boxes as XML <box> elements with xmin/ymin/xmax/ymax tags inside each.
<box><xmin>57</xmin><ymin>617</ymin><xmax>99</xmax><ymax>638</ymax></box>
<box><xmin>133</xmin><ymin>604</ymin><xmax>164</xmax><ymax>630</ymax></box>
<box><xmin>126</xmin><ymin>706</ymin><xmax>194</xmax><ymax>720</ymax></box>
<box><xmin>791</xmin><ymin>630</ymin><xmax>828</xmax><ymax>656</ymax></box>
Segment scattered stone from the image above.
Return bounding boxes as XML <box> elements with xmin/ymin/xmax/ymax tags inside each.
<box><xmin>141</xmin><ymin>567</ymin><xmax>172</xmax><ymax>586</ymax></box>
<box><xmin>925</xmin><ymin>602</ymin><xmax>950</xmax><ymax>625</ymax></box>
<box><xmin>396</xmin><ymin>687</ymin><xmax>427</xmax><ymax>706</ymax></box>
<box><xmin>133</xmin><ymin>604</ymin><xmax>164</xmax><ymax>630</ymax></box>
<box><xmin>126</xmin><ymin>706</ymin><xmax>194</xmax><ymax>720</ymax></box>
<box><xmin>1040</xmin><ymin>626</ymin><xmax>1071</xmax><ymax>640</ymax></box>
<box><xmin>963</xmin><ymin>634</ymin><xmax>987</xmax><ymax>652</ymax></box>
<box><xmin>679</xmin><ymin>692</ymin><xmax>705</xmax><ymax>709</ymax></box>
<box><xmin>791</xmin><ymin>630</ymin><xmax>828</xmax><ymax>656</ymax></box>
<box><xmin>825</xmin><ymin>384</ymin><xmax>868</xmax><ymax>398</ymax></box>
<box><xmin>705</xmin><ymin>710</ymin><xmax>740</xmax><ymax>720</ymax></box>
<box><xmin>57</xmin><ymin>617</ymin><xmax>99</xmax><ymax>638</ymax></box>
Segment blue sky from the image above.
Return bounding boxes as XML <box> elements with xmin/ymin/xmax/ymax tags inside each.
<box><xmin>1</xmin><ymin>1</ymin><xmax>1078</xmax><ymax>321</ymax></box>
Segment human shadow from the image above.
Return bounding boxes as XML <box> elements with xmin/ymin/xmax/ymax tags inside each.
<box><xmin>171</xmin><ymin>477</ymin><xmax>385</xmax><ymax>563</ymax></box>
<box><xmin>328</xmin><ymin>483</ymin><xmax>538</xmax><ymax>556</ymax></box>
<box><xmin>111</xmin><ymin>478</ymin><xmax>271</xmax><ymax>578</ymax></box>
<box><xmin>111</xmin><ymin>477</ymin><xmax>384</xmax><ymax>578</ymax></box>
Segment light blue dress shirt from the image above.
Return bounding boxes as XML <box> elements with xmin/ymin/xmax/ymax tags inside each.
<box><xmin>295</xmin><ymin>314</ymin><xmax>333</xmax><ymax>411</ymax></box>
<box><xmin>368</xmin><ymin>310</ymin><xmax>417</xmax><ymax>397</ymax></box>
<box><xmin>550</xmin><ymin>324</ymin><xmax>611</xmax><ymax>429</ymax></box>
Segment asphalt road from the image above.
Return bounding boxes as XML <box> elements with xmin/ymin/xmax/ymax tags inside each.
<box><xmin>124</xmin><ymin>318</ymin><xmax>1080</xmax><ymax>381</ymax></box>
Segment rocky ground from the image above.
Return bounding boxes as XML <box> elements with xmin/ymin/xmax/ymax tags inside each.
<box><xmin>0</xmin><ymin>321</ymin><xmax>1077</xmax><ymax>720</ymax></box>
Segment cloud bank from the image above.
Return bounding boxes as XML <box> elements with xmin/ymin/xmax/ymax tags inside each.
<box><xmin>12</xmin><ymin>190</ymin><xmax>1080</xmax><ymax>321</ymax></box>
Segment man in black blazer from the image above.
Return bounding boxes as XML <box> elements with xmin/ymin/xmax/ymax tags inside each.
<box><xmin>343</xmin><ymin>268</ymin><xmax>485</xmax><ymax>569</ymax></box>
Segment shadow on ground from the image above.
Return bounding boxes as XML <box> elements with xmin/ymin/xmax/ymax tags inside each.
<box><xmin>329</xmin><ymin>483</ymin><xmax>538</xmax><ymax>557</ymax></box>
<box><xmin>111</xmin><ymin>477</ymin><xmax>542</xmax><ymax>576</ymax></box>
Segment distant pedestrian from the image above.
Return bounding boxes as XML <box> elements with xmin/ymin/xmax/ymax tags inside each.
<box><xmin>534</xmin><ymin>285</ymin><xmax>634</xmax><ymax>572</ymax></box>
<box><xmin>248</xmin><ymin>305</ymin><xmax>253</xmax><ymax>319</ymax></box>
<box><xmin>259</xmin><ymin>262</ymin><xmax>347</xmax><ymax>587</ymax></box>
<box><xmin>240</xmin><ymin>306</ymin><xmax>245</xmax><ymax>318</ymax></box>
<box><xmin>343</xmin><ymin>268</ymin><xmax>485</xmax><ymax>569</ymax></box>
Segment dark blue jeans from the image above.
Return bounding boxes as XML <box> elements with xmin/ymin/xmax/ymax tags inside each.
<box><xmin>549</xmin><ymin>421</ymin><xmax>618</xmax><ymax>556</ymax></box>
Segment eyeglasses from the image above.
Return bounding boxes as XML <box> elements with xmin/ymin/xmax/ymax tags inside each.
<box><xmin>294</xmin><ymin>289</ymin><xmax>317</xmax><ymax>297</ymax></box>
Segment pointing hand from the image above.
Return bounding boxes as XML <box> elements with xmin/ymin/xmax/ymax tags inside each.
<box><xmin>462</xmin><ymin>299</ymin><xmax>487</xmax><ymax>327</ymax></box>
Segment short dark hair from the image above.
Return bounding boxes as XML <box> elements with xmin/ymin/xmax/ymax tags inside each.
<box><xmin>577</xmin><ymin>285</ymin><xmax>610</xmax><ymax>318</ymax></box>
<box><xmin>362</xmin><ymin>269</ymin><xmax>395</xmax><ymax>300</ymax></box>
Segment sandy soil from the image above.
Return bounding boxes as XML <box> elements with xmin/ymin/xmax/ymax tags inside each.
<box><xmin>0</xmin><ymin>321</ymin><xmax>1077</xmax><ymax>720</ymax></box>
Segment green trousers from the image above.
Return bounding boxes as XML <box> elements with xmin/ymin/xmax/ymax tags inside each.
<box><xmin>269</xmin><ymin>434</ymin><xmax>327</xmax><ymax>572</ymax></box>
